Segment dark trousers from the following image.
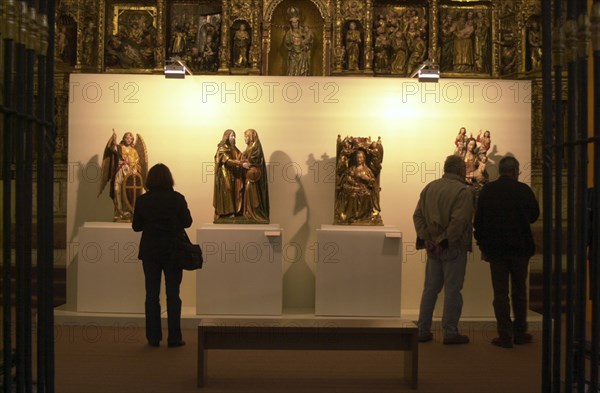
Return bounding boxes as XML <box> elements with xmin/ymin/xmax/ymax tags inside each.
<box><xmin>142</xmin><ymin>259</ymin><xmax>183</xmax><ymax>345</ymax></box>
<box><xmin>488</xmin><ymin>256</ymin><xmax>530</xmax><ymax>340</ymax></box>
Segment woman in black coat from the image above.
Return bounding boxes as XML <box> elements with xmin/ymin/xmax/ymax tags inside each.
<box><xmin>132</xmin><ymin>163</ymin><xmax>192</xmax><ymax>347</ymax></box>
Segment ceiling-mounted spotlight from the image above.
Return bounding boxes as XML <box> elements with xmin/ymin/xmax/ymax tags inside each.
<box><xmin>164</xmin><ymin>64</ymin><xmax>186</xmax><ymax>79</ymax></box>
<box><xmin>409</xmin><ymin>59</ymin><xmax>440</xmax><ymax>83</ymax></box>
<box><xmin>418</xmin><ymin>68</ymin><xmax>440</xmax><ymax>83</ymax></box>
<box><xmin>164</xmin><ymin>57</ymin><xmax>193</xmax><ymax>79</ymax></box>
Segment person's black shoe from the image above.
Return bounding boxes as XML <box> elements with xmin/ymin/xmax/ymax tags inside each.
<box><xmin>443</xmin><ymin>334</ymin><xmax>469</xmax><ymax>345</ymax></box>
<box><xmin>492</xmin><ymin>337</ymin><xmax>513</xmax><ymax>348</ymax></box>
<box><xmin>148</xmin><ymin>341</ymin><xmax>160</xmax><ymax>347</ymax></box>
<box><xmin>168</xmin><ymin>340</ymin><xmax>186</xmax><ymax>348</ymax></box>
<box><xmin>418</xmin><ymin>332</ymin><xmax>433</xmax><ymax>343</ymax></box>
<box><xmin>514</xmin><ymin>333</ymin><xmax>533</xmax><ymax>345</ymax></box>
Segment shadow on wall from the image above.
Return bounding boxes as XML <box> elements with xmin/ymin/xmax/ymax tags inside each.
<box><xmin>269</xmin><ymin>150</ymin><xmax>335</xmax><ymax>310</ymax></box>
<box><xmin>70</xmin><ymin>154</ymin><xmax>113</xmax><ymax>243</ymax></box>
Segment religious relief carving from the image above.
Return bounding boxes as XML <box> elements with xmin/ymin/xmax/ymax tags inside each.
<box><xmin>105</xmin><ymin>6</ymin><xmax>158</xmax><ymax>70</ymax></box>
<box><xmin>373</xmin><ymin>16</ymin><xmax>390</xmax><ymax>73</ymax></box>
<box><xmin>439</xmin><ymin>5</ymin><xmax>491</xmax><ymax>75</ymax></box>
<box><xmin>334</xmin><ymin>135</ymin><xmax>383</xmax><ymax>226</ymax></box>
<box><xmin>342</xmin><ymin>0</ymin><xmax>364</xmax><ymax>20</ymax></box>
<box><xmin>372</xmin><ymin>5</ymin><xmax>428</xmax><ymax>76</ymax></box>
<box><xmin>166</xmin><ymin>3</ymin><xmax>221</xmax><ymax>74</ymax></box>
<box><xmin>230</xmin><ymin>0</ymin><xmax>253</xmax><ymax>21</ymax></box>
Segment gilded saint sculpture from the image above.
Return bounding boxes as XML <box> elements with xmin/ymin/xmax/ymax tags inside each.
<box><xmin>345</xmin><ymin>21</ymin><xmax>361</xmax><ymax>71</ymax></box>
<box><xmin>284</xmin><ymin>6</ymin><xmax>314</xmax><ymax>76</ymax></box>
<box><xmin>213</xmin><ymin>129</ymin><xmax>269</xmax><ymax>224</ymax></box>
<box><xmin>334</xmin><ymin>135</ymin><xmax>383</xmax><ymax>226</ymax></box>
<box><xmin>233</xmin><ymin>23</ymin><xmax>251</xmax><ymax>68</ymax></box>
<box><xmin>99</xmin><ymin>129</ymin><xmax>148</xmax><ymax>222</ymax></box>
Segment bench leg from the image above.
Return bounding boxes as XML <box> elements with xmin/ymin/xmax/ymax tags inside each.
<box><xmin>197</xmin><ymin>328</ymin><xmax>206</xmax><ymax>388</ymax></box>
<box><xmin>404</xmin><ymin>339</ymin><xmax>419</xmax><ymax>389</ymax></box>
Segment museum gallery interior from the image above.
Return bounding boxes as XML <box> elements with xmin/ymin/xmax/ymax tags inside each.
<box><xmin>1</xmin><ymin>0</ymin><xmax>600</xmax><ymax>391</ymax></box>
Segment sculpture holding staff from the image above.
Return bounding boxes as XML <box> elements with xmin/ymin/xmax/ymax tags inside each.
<box><xmin>99</xmin><ymin>129</ymin><xmax>148</xmax><ymax>222</ymax></box>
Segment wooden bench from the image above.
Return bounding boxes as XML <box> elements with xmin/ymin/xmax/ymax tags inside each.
<box><xmin>197</xmin><ymin>318</ymin><xmax>418</xmax><ymax>389</ymax></box>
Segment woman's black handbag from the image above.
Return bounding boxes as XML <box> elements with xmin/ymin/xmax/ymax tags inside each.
<box><xmin>170</xmin><ymin>231</ymin><xmax>203</xmax><ymax>270</ymax></box>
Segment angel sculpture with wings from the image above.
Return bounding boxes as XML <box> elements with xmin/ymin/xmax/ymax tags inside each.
<box><xmin>99</xmin><ymin>129</ymin><xmax>148</xmax><ymax>222</ymax></box>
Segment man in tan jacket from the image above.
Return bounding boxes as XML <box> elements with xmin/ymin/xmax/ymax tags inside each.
<box><xmin>413</xmin><ymin>155</ymin><xmax>473</xmax><ymax>344</ymax></box>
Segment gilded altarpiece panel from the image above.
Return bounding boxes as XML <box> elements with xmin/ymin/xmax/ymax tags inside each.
<box><xmin>166</xmin><ymin>1</ymin><xmax>222</xmax><ymax>74</ymax></box>
<box><xmin>103</xmin><ymin>1</ymin><xmax>162</xmax><ymax>72</ymax></box>
<box><xmin>371</xmin><ymin>1</ymin><xmax>428</xmax><ymax>77</ymax></box>
<box><xmin>263</xmin><ymin>0</ymin><xmax>331</xmax><ymax>76</ymax></box>
<box><xmin>438</xmin><ymin>1</ymin><xmax>493</xmax><ymax>77</ymax></box>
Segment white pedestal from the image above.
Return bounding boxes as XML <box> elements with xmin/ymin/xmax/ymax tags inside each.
<box><xmin>196</xmin><ymin>224</ymin><xmax>283</xmax><ymax>315</ymax></box>
<box><xmin>76</xmin><ymin>222</ymin><xmax>145</xmax><ymax>313</ymax></box>
<box><xmin>315</xmin><ymin>225</ymin><xmax>402</xmax><ymax>317</ymax></box>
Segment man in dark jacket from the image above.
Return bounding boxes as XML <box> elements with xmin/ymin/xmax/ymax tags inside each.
<box><xmin>474</xmin><ymin>156</ymin><xmax>539</xmax><ymax>348</ymax></box>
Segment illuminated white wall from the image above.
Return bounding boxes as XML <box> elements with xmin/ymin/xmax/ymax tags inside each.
<box><xmin>67</xmin><ymin>73</ymin><xmax>532</xmax><ymax>316</ymax></box>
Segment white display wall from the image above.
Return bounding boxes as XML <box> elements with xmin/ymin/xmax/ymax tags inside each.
<box><xmin>67</xmin><ymin>73</ymin><xmax>532</xmax><ymax>317</ymax></box>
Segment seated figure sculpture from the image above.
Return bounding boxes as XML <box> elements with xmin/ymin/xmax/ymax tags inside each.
<box><xmin>334</xmin><ymin>135</ymin><xmax>384</xmax><ymax>225</ymax></box>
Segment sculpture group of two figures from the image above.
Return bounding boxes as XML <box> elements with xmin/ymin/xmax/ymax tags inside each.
<box><xmin>213</xmin><ymin>129</ymin><xmax>270</xmax><ymax>224</ymax></box>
